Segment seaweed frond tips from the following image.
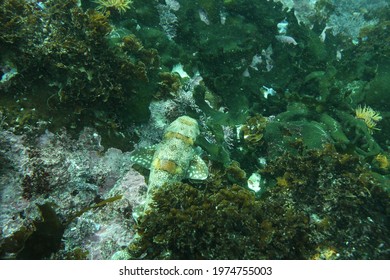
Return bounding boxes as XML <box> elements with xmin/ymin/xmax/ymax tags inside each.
<box><xmin>93</xmin><ymin>0</ymin><xmax>133</xmax><ymax>15</ymax></box>
<box><xmin>355</xmin><ymin>105</ymin><xmax>382</xmax><ymax>133</ymax></box>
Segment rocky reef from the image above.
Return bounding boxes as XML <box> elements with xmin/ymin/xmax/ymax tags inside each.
<box><xmin>1</xmin><ymin>0</ymin><xmax>389</xmax><ymax>259</ymax></box>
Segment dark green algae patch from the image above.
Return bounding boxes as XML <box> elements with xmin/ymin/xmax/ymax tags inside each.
<box><xmin>1</xmin><ymin>0</ymin><xmax>390</xmax><ymax>259</ymax></box>
<box><xmin>128</xmin><ymin>144</ymin><xmax>390</xmax><ymax>260</ymax></box>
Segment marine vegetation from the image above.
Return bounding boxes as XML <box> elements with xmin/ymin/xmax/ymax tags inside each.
<box><xmin>1</xmin><ymin>0</ymin><xmax>389</xmax><ymax>261</ymax></box>
<box><xmin>239</xmin><ymin>114</ymin><xmax>268</xmax><ymax>149</ymax></box>
<box><xmin>125</xmin><ymin>144</ymin><xmax>389</xmax><ymax>259</ymax></box>
<box><xmin>93</xmin><ymin>0</ymin><xmax>133</xmax><ymax>15</ymax></box>
<box><xmin>127</xmin><ymin>181</ymin><xmax>266</xmax><ymax>259</ymax></box>
<box><xmin>0</xmin><ymin>0</ymin><xmax>160</xmax><ymax>147</ymax></box>
<box><xmin>355</xmin><ymin>105</ymin><xmax>382</xmax><ymax>134</ymax></box>
<box><xmin>260</xmin><ymin>143</ymin><xmax>390</xmax><ymax>259</ymax></box>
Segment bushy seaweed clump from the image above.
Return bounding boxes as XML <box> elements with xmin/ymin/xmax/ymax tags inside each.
<box><xmin>129</xmin><ymin>182</ymin><xmax>266</xmax><ymax>260</ymax></box>
<box><xmin>0</xmin><ymin>0</ymin><xmax>164</xmax><ymax>146</ymax></box>
<box><xmin>128</xmin><ymin>145</ymin><xmax>389</xmax><ymax>260</ymax></box>
<box><xmin>260</xmin><ymin>143</ymin><xmax>390</xmax><ymax>259</ymax></box>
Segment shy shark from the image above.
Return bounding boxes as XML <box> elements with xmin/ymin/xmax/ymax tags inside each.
<box><xmin>130</xmin><ymin>116</ymin><xmax>209</xmax><ymax>212</ymax></box>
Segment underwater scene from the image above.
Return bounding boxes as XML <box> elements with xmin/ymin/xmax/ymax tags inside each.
<box><xmin>0</xmin><ymin>0</ymin><xmax>389</xmax><ymax>260</ymax></box>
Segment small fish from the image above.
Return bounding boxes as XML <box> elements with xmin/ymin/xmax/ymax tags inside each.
<box><xmin>275</xmin><ymin>35</ymin><xmax>298</xmax><ymax>45</ymax></box>
<box><xmin>242</xmin><ymin>67</ymin><xmax>250</xmax><ymax>77</ymax></box>
<box><xmin>249</xmin><ymin>54</ymin><xmax>262</xmax><ymax>71</ymax></box>
<box><xmin>198</xmin><ymin>8</ymin><xmax>210</xmax><ymax>25</ymax></box>
<box><xmin>277</xmin><ymin>19</ymin><xmax>288</xmax><ymax>35</ymax></box>
<box><xmin>262</xmin><ymin>45</ymin><xmax>274</xmax><ymax>72</ymax></box>
<box><xmin>130</xmin><ymin>116</ymin><xmax>209</xmax><ymax>211</ymax></box>
<box><xmin>36</xmin><ymin>1</ymin><xmax>46</xmax><ymax>10</ymax></box>
<box><xmin>319</xmin><ymin>25</ymin><xmax>332</xmax><ymax>42</ymax></box>
<box><xmin>220</xmin><ymin>9</ymin><xmax>227</xmax><ymax>25</ymax></box>
<box><xmin>261</xmin><ymin>86</ymin><xmax>277</xmax><ymax>99</ymax></box>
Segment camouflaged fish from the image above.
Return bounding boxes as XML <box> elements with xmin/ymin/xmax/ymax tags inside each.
<box><xmin>130</xmin><ymin>116</ymin><xmax>208</xmax><ymax>210</ymax></box>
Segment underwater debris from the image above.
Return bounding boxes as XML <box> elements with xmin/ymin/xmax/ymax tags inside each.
<box><xmin>355</xmin><ymin>105</ymin><xmax>382</xmax><ymax>133</ymax></box>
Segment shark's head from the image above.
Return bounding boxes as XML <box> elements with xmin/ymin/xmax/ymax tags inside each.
<box><xmin>163</xmin><ymin>116</ymin><xmax>200</xmax><ymax>146</ymax></box>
